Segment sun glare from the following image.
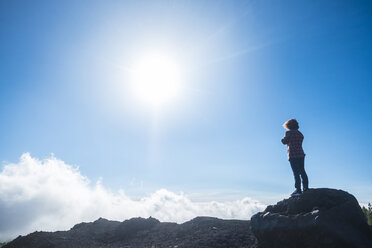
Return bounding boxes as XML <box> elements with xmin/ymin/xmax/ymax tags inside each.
<box><xmin>130</xmin><ymin>53</ymin><xmax>182</xmax><ymax>109</ymax></box>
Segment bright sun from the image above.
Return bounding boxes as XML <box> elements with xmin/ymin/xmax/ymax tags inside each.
<box><xmin>130</xmin><ymin>53</ymin><xmax>182</xmax><ymax>109</ymax></box>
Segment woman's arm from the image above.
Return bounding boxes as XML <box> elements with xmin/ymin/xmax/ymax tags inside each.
<box><xmin>281</xmin><ymin>131</ymin><xmax>290</xmax><ymax>144</ymax></box>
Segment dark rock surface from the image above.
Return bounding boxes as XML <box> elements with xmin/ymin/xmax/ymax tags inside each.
<box><xmin>4</xmin><ymin>217</ymin><xmax>256</xmax><ymax>248</ymax></box>
<box><xmin>251</xmin><ymin>188</ymin><xmax>372</xmax><ymax>248</ymax></box>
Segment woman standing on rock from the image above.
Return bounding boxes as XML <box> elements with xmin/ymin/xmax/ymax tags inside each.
<box><xmin>281</xmin><ymin>119</ymin><xmax>309</xmax><ymax>196</ymax></box>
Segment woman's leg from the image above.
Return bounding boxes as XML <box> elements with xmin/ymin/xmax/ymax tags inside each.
<box><xmin>289</xmin><ymin>158</ymin><xmax>301</xmax><ymax>191</ymax></box>
<box><xmin>298</xmin><ymin>157</ymin><xmax>309</xmax><ymax>190</ymax></box>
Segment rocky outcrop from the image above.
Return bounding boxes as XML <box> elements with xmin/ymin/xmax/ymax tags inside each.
<box><xmin>251</xmin><ymin>188</ymin><xmax>372</xmax><ymax>248</ymax></box>
<box><xmin>4</xmin><ymin>217</ymin><xmax>256</xmax><ymax>248</ymax></box>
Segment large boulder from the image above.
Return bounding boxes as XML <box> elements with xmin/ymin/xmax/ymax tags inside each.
<box><xmin>251</xmin><ymin>188</ymin><xmax>372</xmax><ymax>248</ymax></box>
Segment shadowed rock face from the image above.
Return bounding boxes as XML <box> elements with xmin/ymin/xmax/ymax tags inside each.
<box><xmin>251</xmin><ymin>188</ymin><xmax>372</xmax><ymax>248</ymax></box>
<box><xmin>4</xmin><ymin>217</ymin><xmax>256</xmax><ymax>248</ymax></box>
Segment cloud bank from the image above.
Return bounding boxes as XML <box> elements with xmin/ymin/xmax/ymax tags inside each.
<box><xmin>0</xmin><ymin>153</ymin><xmax>265</xmax><ymax>241</ymax></box>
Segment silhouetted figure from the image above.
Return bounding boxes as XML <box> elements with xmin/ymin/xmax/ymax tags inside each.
<box><xmin>281</xmin><ymin>119</ymin><xmax>308</xmax><ymax>196</ymax></box>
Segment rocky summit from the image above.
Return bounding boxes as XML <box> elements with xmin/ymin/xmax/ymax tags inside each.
<box><xmin>251</xmin><ymin>188</ymin><xmax>372</xmax><ymax>248</ymax></box>
<box><xmin>4</xmin><ymin>188</ymin><xmax>372</xmax><ymax>248</ymax></box>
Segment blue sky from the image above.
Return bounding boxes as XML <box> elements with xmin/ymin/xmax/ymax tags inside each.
<box><xmin>1</xmin><ymin>0</ymin><xmax>372</xmax><ymax>208</ymax></box>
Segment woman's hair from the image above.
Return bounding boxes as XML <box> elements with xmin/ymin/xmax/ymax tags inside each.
<box><xmin>283</xmin><ymin>119</ymin><xmax>299</xmax><ymax>130</ymax></box>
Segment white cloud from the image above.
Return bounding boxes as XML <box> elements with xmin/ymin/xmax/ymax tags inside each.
<box><xmin>0</xmin><ymin>153</ymin><xmax>265</xmax><ymax>241</ymax></box>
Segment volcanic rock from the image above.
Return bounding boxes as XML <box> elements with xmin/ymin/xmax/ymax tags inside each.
<box><xmin>251</xmin><ymin>188</ymin><xmax>372</xmax><ymax>248</ymax></box>
<box><xmin>4</xmin><ymin>216</ymin><xmax>256</xmax><ymax>248</ymax></box>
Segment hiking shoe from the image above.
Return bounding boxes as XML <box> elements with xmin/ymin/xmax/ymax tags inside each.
<box><xmin>303</xmin><ymin>187</ymin><xmax>309</xmax><ymax>192</ymax></box>
<box><xmin>291</xmin><ymin>189</ymin><xmax>302</xmax><ymax>196</ymax></box>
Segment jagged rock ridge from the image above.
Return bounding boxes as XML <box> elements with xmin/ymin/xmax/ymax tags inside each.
<box><xmin>4</xmin><ymin>217</ymin><xmax>256</xmax><ymax>248</ymax></box>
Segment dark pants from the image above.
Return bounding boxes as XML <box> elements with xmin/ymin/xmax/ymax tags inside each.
<box><xmin>289</xmin><ymin>157</ymin><xmax>308</xmax><ymax>191</ymax></box>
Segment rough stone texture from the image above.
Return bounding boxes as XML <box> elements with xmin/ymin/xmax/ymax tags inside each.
<box><xmin>251</xmin><ymin>188</ymin><xmax>372</xmax><ymax>248</ymax></box>
<box><xmin>4</xmin><ymin>217</ymin><xmax>257</xmax><ymax>248</ymax></box>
